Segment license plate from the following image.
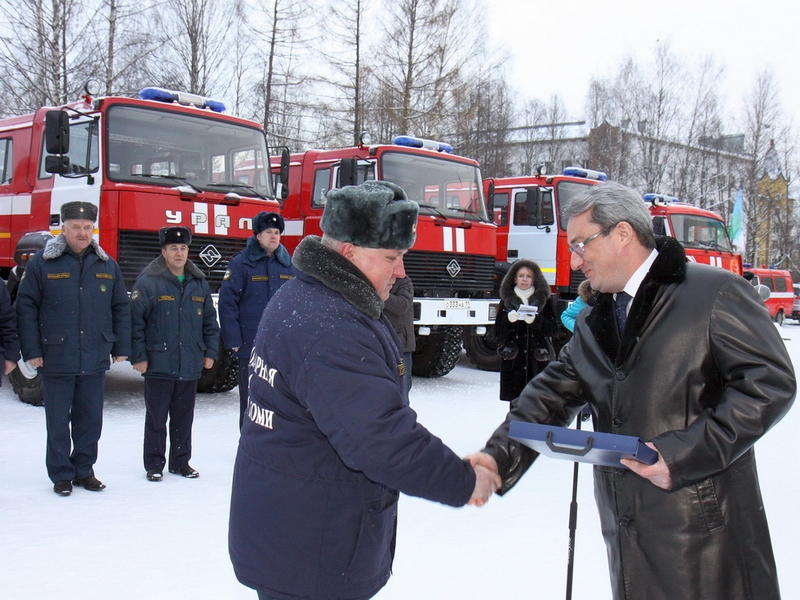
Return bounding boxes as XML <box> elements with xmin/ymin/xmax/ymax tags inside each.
<box><xmin>444</xmin><ymin>300</ymin><xmax>471</xmax><ymax>309</ymax></box>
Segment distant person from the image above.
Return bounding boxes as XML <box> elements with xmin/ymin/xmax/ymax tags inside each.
<box><xmin>0</xmin><ymin>279</ymin><xmax>20</xmax><ymax>382</ymax></box>
<box><xmin>219</xmin><ymin>212</ymin><xmax>293</xmax><ymax>428</ymax></box>
<box><xmin>383</xmin><ymin>275</ymin><xmax>414</xmax><ymax>404</ymax></box>
<box><xmin>560</xmin><ymin>278</ymin><xmax>593</xmax><ymax>333</ymax></box>
<box><xmin>229</xmin><ymin>181</ymin><xmax>500</xmax><ymax>600</ymax></box>
<box><xmin>130</xmin><ymin>226</ymin><xmax>220</xmax><ymax>481</ymax></box>
<box><xmin>468</xmin><ymin>181</ymin><xmax>796</xmax><ymax>599</ymax></box>
<box><xmin>16</xmin><ymin>201</ymin><xmax>131</xmax><ymax>496</ymax></box>
<box><xmin>494</xmin><ymin>259</ymin><xmax>557</xmax><ymax>401</ymax></box>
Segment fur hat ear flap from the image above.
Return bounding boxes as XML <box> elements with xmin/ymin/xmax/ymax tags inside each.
<box><xmin>320</xmin><ymin>181</ymin><xmax>418</xmax><ymax>249</ymax></box>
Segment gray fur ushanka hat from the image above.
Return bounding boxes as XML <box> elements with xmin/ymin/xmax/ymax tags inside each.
<box><xmin>61</xmin><ymin>201</ymin><xmax>98</xmax><ymax>222</ymax></box>
<box><xmin>320</xmin><ymin>181</ymin><xmax>418</xmax><ymax>249</ymax></box>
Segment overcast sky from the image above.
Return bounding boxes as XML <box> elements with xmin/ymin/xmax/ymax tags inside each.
<box><xmin>484</xmin><ymin>0</ymin><xmax>800</xmax><ymax>131</ymax></box>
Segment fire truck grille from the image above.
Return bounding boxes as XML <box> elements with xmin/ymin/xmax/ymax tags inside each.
<box><xmin>118</xmin><ymin>230</ymin><xmax>247</xmax><ymax>293</ymax></box>
<box><xmin>403</xmin><ymin>251</ymin><xmax>494</xmax><ymax>297</ymax></box>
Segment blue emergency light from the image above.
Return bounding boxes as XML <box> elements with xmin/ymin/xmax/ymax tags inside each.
<box><xmin>562</xmin><ymin>167</ymin><xmax>608</xmax><ymax>181</ymax></box>
<box><xmin>392</xmin><ymin>136</ymin><xmax>453</xmax><ymax>154</ymax></box>
<box><xmin>643</xmin><ymin>193</ymin><xmax>680</xmax><ymax>206</ymax></box>
<box><xmin>138</xmin><ymin>87</ymin><xmax>226</xmax><ymax>113</ymax></box>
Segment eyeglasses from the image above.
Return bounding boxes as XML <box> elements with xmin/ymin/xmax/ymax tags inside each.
<box><xmin>567</xmin><ymin>225</ymin><xmax>614</xmax><ymax>256</ymax></box>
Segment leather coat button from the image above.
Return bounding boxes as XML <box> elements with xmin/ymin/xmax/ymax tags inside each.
<box><xmin>619</xmin><ymin>516</ymin><xmax>632</xmax><ymax>526</ymax></box>
<box><xmin>615</xmin><ymin>370</ymin><xmax>626</xmax><ymax>381</ymax></box>
<box><xmin>612</xmin><ymin>418</ymin><xmax>622</xmax><ymax>428</ymax></box>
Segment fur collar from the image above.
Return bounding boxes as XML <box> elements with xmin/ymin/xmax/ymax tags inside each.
<box><xmin>141</xmin><ymin>255</ymin><xmax>206</xmax><ymax>279</ymax></box>
<box><xmin>292</xmin><ymin>236</ymin><xmax>383</xmax><ymax>319</ymax></box>
<box><xmin>43</xmin><ymin>233</ymin><xmax>110</xmax><ymax>261</ymax></box>
<box><xmin>586</xmin><ymin>236</ymin><xmax>686</xmax><ymax>364</ymax></box>
<box><xmin>499</xmin><ymin>259</ymin><xmax>550</xmax><ymax>310</ymax></box>
<box><xmin>245</xmin><ymin>236</ymin><xmax>292</xmax><ymax>267</ymax></box>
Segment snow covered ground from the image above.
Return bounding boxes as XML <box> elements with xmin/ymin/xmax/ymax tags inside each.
<box><xmin>1</xmin><ymin>323</ymin><xmax>799</xmax><ymax>600</ymax></box>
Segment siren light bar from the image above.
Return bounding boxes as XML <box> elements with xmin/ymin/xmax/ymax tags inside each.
<box><xmin>562</xmin><ymin>167</ymin><xmax>608</xmax><ymax>181</ymax></box>
<box><xmin>643</xmin><ymin>193</ymin><xmax>680</xmax><ymax>206</ymax></box>
<box><xmin>138</xmin><ymin>87</ymin><xmax>226</xmax><ymax>113</ymax></box>
<box><xmin>392</xmin><ymin>136</ymin><xmax>453</xmax><ymax>154</ymax></box>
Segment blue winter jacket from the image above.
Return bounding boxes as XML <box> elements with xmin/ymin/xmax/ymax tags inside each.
<box><xmin>229</xmin><ymin>236</ymin><xmax>475</xmax><ymax>600</ymax></box>
<box><xmin>16</xmin><ymin>235</ymin><xmax>131</xmax><ymax>375</ymax></box>
<box><xmin>218</xmin><ymin>237</ymin><xmax>293</xmax><ymax>354</ymax></box>
<box><xmin>130</xmin><ymin>257</ymin><xmax>219</xmax><ymax>380</ymax></box>
<box><xmin>0</xmin><ymin>279</ymin><xmax>20</xmax><ymax>385</ymax></box>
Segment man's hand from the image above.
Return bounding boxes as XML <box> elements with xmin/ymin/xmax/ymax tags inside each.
<box><xmin>28</xmin><ymin>357</ymin><xmax>43</xmax><ymax>368</ymax></box>
<box><xmin>203</xmin><ymin>357</ymin><xmax>215</xmax><ymax>369</ymax></box>
<box><xmin>133</xmin><ymin>361</ymin><xmax>148</xmax><ymax>374</ymax></box>
<box><xmin>113</xmin><ymin>355</ymin><xmax>128</xmax><ymax>363</ymax></box>
<box><xmin>469</xmin><ymin>465</ymin><xmax>501</xmax><ymax>507</ymax></box>
<box><xmin>621</xmin><ymin>442</ymin><xmax>672</xmax><ymax>490</ymax></box>
<box><xmin>4</xmin><ymin>360</ymin><xmax>17</xmax><ymax>375</ymax></box>
<box><xmin>465</xmin><ymin>452</ymin><xmax>501</xmax><ymax>506</ymax></box>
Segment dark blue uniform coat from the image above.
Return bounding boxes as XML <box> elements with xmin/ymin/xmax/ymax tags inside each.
<box><xmin>0</xmin><ymin>280</ymin><xmax>20</xmax><ymax>384</ymax></box>
<box><xmin>16</xmin><ymin>236</ymin><xmax>131</xmax><ymax>374</ymax></box>
<box><xmin>229</xmin><ymin>236</ymin><xmax>475</xmax><ymax>600</ymax></box>
<box><xmin>130</xmin><ymin>257</ymin><xmax>219</xmax><ymax>380</ymax></box>
<box><xmin>218</xmin><ymin>237</ymin><xmax>293</xmax><ymax>353</ymax></box>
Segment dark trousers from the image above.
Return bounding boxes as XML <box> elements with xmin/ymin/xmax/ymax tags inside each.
<box><xmin>143</xmin><ymin>378</ymin><xmax>197</xmax><ymax>472</ymax></box>
<box><xmin>42</xmin><ymin>371</ymin><xmax>106</xmax><ymax>483</ymax></box>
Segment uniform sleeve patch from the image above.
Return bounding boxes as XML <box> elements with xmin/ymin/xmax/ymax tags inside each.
<box><xmin>131</xmin><ymin>289</ymin><xmax>141</xmax><ymax>301</ymax></box>
<box><xmin>222</xmin><ymin>269</ymin><xmax>232</xmax><ymax>281</ymax></box>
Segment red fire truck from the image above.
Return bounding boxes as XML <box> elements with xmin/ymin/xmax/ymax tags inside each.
<box><xmin>472</xmin><ymin>167</ymin><xmax>743</xmax><ymax>369</ymax></box>
<box><xmin>0</xmin><ymin>87</ymin><xmax>281</xmax><ymax>403</ymax></box>
<box><xmin>271</xmin><ymin>135</ymin><xmax>498</xmax><ymax>377</ymax></box>
<box><xmin>742</xmin><ymin>265</ymin><xmax>794</xmax><ymax>325</ymax></box>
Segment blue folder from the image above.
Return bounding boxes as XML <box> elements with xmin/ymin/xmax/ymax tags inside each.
<box><xmin>509</xmin><ymin>421</ymin><xmax>658</xmax><ymax>469</ymax></box>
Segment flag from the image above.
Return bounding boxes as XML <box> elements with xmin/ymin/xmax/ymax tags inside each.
<box><xmin>730</xmin><ymin>188</ymin><xmax>746</xmax><ymax>251</ymax></box>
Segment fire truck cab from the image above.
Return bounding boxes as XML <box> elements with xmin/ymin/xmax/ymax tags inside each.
<box><xmin>743</xmin><ymin>266</ymin><xmax>794</xmax><ymax>325</ymax></box>
<box><xmin>271</xmin><ymin>136</ymin><xmax>498</xmax><ymax>377</ymax></box>
<box><xmin>0</xmin><ymin>87</ymin><xmax>281</xmax><ymax>402</ymax></box>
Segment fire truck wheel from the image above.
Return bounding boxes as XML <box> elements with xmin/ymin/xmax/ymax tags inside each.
<box><xmin>412</xmin><ymin>326</ymin><xmax>462</xmax><ymax>378</ymax></box>
<box><xmin>197</xmin><ymin>343</ymin><xmax>239</xmax><ymax>393</ymax></box>
<box><xmin>8</xmin><ymin>361</ymin><xmax>44</xmax><ymax>406</ymax></box>
<box><xmin>774</xmin><ymin>310</ymin><xmax>785</xmax><ymax>326</ymax></box>
<box><xmin>463</xmin><ymin>326</ymin><xmax>501</xmax><ymax>372</ymax></box>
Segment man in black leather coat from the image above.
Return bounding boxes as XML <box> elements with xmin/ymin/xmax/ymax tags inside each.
<box><xmin>469</xmin><ymin>181</ymin><xmax>795</xmax><ymax>600</ymax></box>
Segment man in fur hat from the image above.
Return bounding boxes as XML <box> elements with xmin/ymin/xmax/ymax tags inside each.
<box><xmin>16</xmin><ymin>201</ymin><xmax>131</xmax><ymax>496</ymax></box>
<box><xmin>229</xmin><ymin>181</ymin><xmax>500</xmax><ymax>600</ymax></box>
<box><xmin>469</xmin><ymin>181</ymin><xmax>796</xmax><ymax>600</ymax></box>
<box><xmin>219</xmin><ymin>211</ymin><xmax>293</xmax><ymax>428</ymax></box>
<box><xmin>130</xmin><ymin>226</ymin><xmax>220</xmax><ymax>482</ymax></box>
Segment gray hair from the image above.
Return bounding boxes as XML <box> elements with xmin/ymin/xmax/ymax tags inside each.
<box><xmin>562</xmin><ymin>181</ymin><xmax>655</xmax><ymax>249</ymax></box>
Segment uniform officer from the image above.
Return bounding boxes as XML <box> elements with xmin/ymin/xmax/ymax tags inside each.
<box><xmin>218</xmin><ymin>211</ymin><xmax>293</xmax><ymax>428</ymax></box>
<box><xmin>130</xmin><ymin>226</ymin><xmax>220</xmax><ymax>481</ymax></box>
<box><xmin>16</xmin><ymin>201</ymin><xmax>131</xmax><ymax>496</ymax></box>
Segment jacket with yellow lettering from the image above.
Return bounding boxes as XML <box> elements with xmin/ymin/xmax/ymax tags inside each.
<box><xmin>130</xmin><ymin>256</ymin><xmax>219</xmax><ymax>380</ymax></box>
<box><xmin>218</xmin><ymin>236</ymin><xmax>293</xmax><ymax>354</ymax></box>
<box><xmin>16</xmin><ymin>234</ymin><xmax>131</xmax><ymax>375</ymax></box>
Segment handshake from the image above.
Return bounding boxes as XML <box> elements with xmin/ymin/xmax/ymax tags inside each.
<box><xmin>465</xmin><ymin>452</ymin><xmax>501</xmax><ymax>507</ymax></box>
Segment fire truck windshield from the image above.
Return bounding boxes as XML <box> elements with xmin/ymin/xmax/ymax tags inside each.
<box><xmin>105</xmin><ymin>105</ymin><xmax>273</xmax><ymax>198</ymax></box>
<box><xmin>380</xmin><ymin>151</ymin><xmax>488</xmax><ymax>221</ymax></box>
<box><xmin>668</xmin><ymin>213</ymin><xmax>734</xmax><ymax>252</ymax></box>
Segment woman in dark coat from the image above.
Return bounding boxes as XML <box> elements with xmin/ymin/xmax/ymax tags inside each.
<box><xmin>495</xmin><ymin>259</ymin><xmax>557</xmax><ymax>401</ymax></box>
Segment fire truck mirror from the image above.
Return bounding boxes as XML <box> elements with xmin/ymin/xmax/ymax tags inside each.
<box><xmin>525</xmin><ymin>187</ymin><xmax>542</xmax><ymax>226</ymax></box>
<box><xmin>487</xmin><ymin>180</ymin><xmax>495</xmax><ymax>214</ymax></box>
<box><xmin>45</xmin><ymin>110</ymin><xmax>70</xmax><ymax>155</ymax></box>
<box><xmin>44</xmin><ymin>154</ymin><xmax>71</xmax><ymax>175</ymax></box>
<box><xmin>338</xmin><ymin>158</ymin><xmax>357</xmax><ymax>187</ymax></box>
<box><xmin>279</xmin><ymin>148</ymin><xmax>290</xmax><ymax>199</ymax></box>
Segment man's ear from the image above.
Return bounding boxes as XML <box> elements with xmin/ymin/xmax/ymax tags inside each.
<box><xmin>340</xmin><ymin>242</ymin><xmax>355</xmax><ymax>261</ymax></box>
<box><xmin>615</xmin><ymin>221</ymin><xmax>634</xmax><ymax>247</ymax></box>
